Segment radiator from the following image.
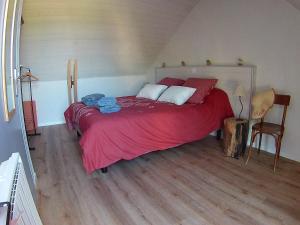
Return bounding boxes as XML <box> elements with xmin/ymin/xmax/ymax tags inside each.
<box><xmin>0</xmin><ymin>153</ymin><xmax>43</xmax><ymax>225</ymax></box>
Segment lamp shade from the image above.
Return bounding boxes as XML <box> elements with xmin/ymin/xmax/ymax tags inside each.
<box><xmin>234</xmin><ymin>84</ymin><xmax>246</xmax><ymax>97</ymax></box>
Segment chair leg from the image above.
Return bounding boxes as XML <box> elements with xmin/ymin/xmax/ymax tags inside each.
<box><xmin>273</xmin><ymin>137</ymin><xmax>282</xmax><ymax>172</ymax></box>
<box><xmin>246</xmin><ymin>131</ymin><xmax>257</xmax><ymax>165</ymax></box>
<box><xmin>257</xmin><ymin>133</ymin><xmax>263</xmax><ymax>154</ymax></box>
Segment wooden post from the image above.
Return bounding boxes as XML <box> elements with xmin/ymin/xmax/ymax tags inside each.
<box><xmin>67</xmin><ymin>59</ymin><xmax>78</xmax><ymax>105</ymax></box>
<box><xmin>67</xmin><ymin>59</ymin><xmax>72</xmax><ymax>105</ymax></box>
<box><xmin>73</xmin><ymin>60</ymin><xmax>78</xmax><ymax>103</ymax></box>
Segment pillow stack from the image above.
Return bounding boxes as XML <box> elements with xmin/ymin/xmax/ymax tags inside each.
<box><xmin>136</xmin><ymin>77</ymin><xmax>218</xmax><ymax>105</ymax></box>
<box><xmin>157</xmin><ymin>77</ymin><xmax>185</xmax><ymax>86</ymax></box>
<box><xmin>136</xmin><ymin>84</ymin><xmax>168</xmax><ymax>100</ymax></box>
<box><xmin>158</xmin><ymin>86</ymin><xmax>196</xmax><ymax>105</ymax></box>
<box><xmin>183</xmin><ymin>78</ymin><xmax>218</xmax><ymax>104</ymax></box>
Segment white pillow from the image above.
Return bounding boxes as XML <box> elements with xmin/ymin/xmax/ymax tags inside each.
<box><xmin>158</xmin><ymin>86</ymin><xmax>196</xmax><ymax>105</ymax></box>
<box><xmin>136</xmin><ymin>84</ymin><xmax>168</xmax><ymax>100</ymax></box>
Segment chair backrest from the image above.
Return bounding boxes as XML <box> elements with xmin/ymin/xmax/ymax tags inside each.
<box><xmin>274</xmin><ymin>94</ymin><xmax>291</xmax><ymax>106</ymax></box>
<box><xmin>274</xmin><ymin>94</ymin><xmax>291</xmax><ymax>128</ymax></box>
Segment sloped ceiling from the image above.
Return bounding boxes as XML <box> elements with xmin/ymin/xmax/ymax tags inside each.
<box><xmin>20</xmin><ymin>0</ymin><xmax>200</xmax><ymax>81</ymax></box>
<box><xmin>286</xmin><ymin>0</ymin><xmax>300</xmax><ymax>10</ymax></box>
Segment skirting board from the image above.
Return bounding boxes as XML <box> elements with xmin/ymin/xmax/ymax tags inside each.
<box><xmin>38</xmin><ymin>121</ymin><xmax>65</xmax><ymax>127</ymax></box>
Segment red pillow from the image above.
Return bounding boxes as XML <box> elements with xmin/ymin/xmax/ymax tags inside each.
<box><xmin>183</xmin><ymin>78</ymin><xmax>218</xmax><ymax>104</ymax></box>
<box><xmin>157</xmin><ymin>77</ymin><xmax>185</xmax><ymax>86</ymax></box>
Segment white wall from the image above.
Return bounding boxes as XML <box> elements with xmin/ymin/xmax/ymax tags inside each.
<box><xmin>0</xmin><ymin>0</ymin><xmax>35</xmax><ymax>194</ymax></box>
<box><xmin>22</xmin><ymin>75</ymin><xmax>149</xmax><ymax>126</ymax></box>
<box><xmin>153</xmin><ymin>0</ymin><xmax>300</xmax><ymax>162</ymax></box>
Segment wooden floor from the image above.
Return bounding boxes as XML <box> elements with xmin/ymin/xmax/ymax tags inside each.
<box><xmin>30</xmin><ymin>125</ymin><xmax>300</xmax><ymax>225</ymax></box>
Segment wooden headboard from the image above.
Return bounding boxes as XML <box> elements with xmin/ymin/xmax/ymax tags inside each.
<box><xmin>155</xmin><ymin>65</ymin><xmax>256</xmax><ymax>120</ymax></box>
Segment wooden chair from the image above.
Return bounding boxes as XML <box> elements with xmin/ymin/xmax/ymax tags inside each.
<box><xmin>246</xmin><ymin>94</ymin><xmax>291</xmax><ymax>172</ymax></box>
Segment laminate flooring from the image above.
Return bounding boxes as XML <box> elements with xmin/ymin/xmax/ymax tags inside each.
<box><xmin>30</xmin><ymin>125</ymin><xmax>300</xmax><ymax>225</ymax></box>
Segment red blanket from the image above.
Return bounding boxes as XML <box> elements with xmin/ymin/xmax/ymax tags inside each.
<box><xmin>64</xmin><ymin>88</ymin><xmax>233</xmax><ymax>173</ymax></box>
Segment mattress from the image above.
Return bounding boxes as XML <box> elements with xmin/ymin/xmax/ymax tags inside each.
<box><xmin>64</xmin><ymin>88</ymin><xmax>233</xmax><ymax>173</ymax></box>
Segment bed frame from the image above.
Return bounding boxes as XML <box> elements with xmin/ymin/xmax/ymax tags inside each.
<box><xmin>68</xmin><ymin>62</ymin><xmax>256</xmax><ymax>174</ymax></box>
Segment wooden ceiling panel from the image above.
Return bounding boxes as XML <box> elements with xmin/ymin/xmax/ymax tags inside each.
<box><xmin>21</xmin><ymin>0</ymin><xmax>200</xmax><ymax>80</ymax></box>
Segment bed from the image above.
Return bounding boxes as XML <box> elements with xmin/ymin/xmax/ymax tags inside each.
<box><xmin>64</xmin><ymin>88</ymin><xmax>233</xmax><ymax>173</ymax></box>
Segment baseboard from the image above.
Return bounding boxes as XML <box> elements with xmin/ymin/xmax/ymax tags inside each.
<box><xmin>38</xmin><ymin>120</ymin><xmax>65</xmax><ymax>127</ymax></box>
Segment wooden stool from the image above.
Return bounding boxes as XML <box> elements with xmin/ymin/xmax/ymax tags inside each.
<box><xmin>224</xmin><ymin>117</ymin><xmax>249</xmax><ymax>158</ymax></box>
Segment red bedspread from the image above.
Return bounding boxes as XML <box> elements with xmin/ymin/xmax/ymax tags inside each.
<box><xmin>64</xmin><ymin>88</ymin><xmax>233</xmax><ymax>173</ymax></box>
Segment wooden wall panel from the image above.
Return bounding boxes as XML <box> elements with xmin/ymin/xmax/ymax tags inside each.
<box><xmin>20</xmin><ymin>0</ymin><xmax>200</xmax><ymax>81</ymax></box>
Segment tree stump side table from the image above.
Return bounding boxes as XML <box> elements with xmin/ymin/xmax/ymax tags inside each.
<box><xmin>223</xmin><ymin>117</ymin><xmax>249</xmax><ymax>158</ymax></box>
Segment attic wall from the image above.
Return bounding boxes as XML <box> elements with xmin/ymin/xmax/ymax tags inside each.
<box><xmin>153</xmin><ymin>0</ymin><xmax>300</xmax><ymax>162</ymax></box>
<box><xmin>20</xmin><ymin>0</ymin><xmax>199</xmax><ymax>81</ymax></box>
